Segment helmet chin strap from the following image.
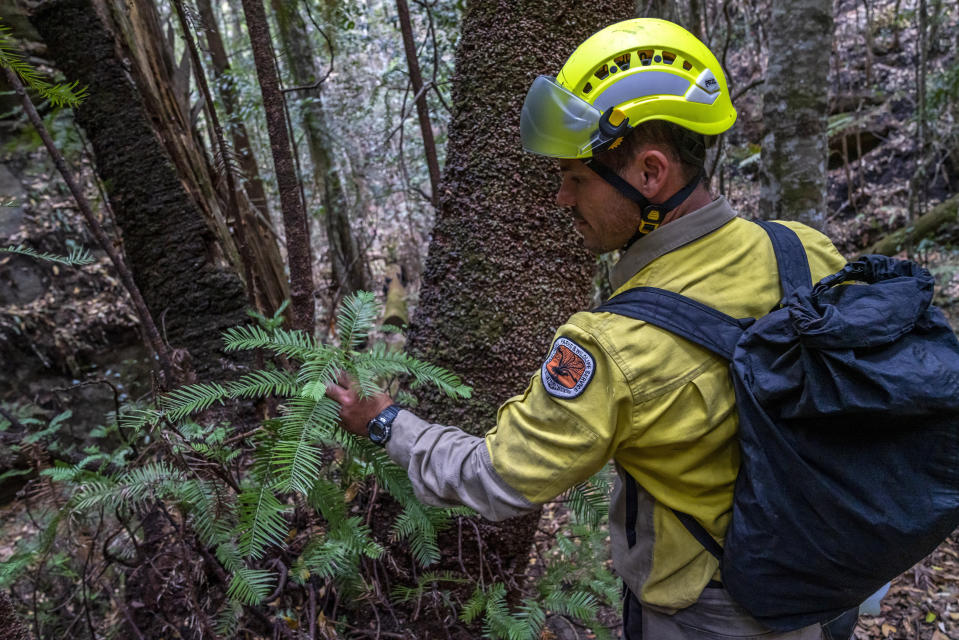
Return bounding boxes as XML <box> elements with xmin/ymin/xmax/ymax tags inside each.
<box><xmin>583</xmin><ymin>157</ymin><xmax>703</xmax><ymax>248</ymax></box>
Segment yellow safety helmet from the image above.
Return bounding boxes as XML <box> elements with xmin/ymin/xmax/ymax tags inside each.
<box><xmin>521</xmin><ymin>18</ymin><xmax>737</xmax><ymax>159</ymax></box>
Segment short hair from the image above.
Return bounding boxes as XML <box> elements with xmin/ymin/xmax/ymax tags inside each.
<box><xmin>595</xmin><ymin>120</ymin><xmax>708</xmax><ymax>182</ymax></box>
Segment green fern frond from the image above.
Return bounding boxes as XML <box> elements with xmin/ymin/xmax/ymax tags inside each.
<box><xmin>222</xmin><ymin>325</ymin><xmax>323</xmax><ymax>360</ymax></box>
<box><xmin>117</xmin><ymin>407</ymin><xmax>163</xmax><ymax>434</ymax></box>
<box><xmin>1</xmin><ymin>244</ymin><xmax>95</xmax><ymax>266</ymax></box>
<box><xmin>336</xmin><ymin>290</ymin><xmax>379</xmax><ymax>350</ymax></box>
<box><xmin>214</xmin><ymin>599</ymin><xmax>243</xmax><ymax>638</ymax></box>
<box><xmin>355</xmin><ymin>346</ymin><xmax>472</xmax><ymax>399</ymax></box>
<box><xmin>517</xmin><ymin>601</ymin><xmax>546</xmax><ymax>635</ymax></box>
<box><xmin>72</xmin><ymin>462</ymin><xmax>182</xmax><ymax>511</ymax></box>
<box><xmin>0</xmin><ymin>20</ymin><xmax>88</xmax><ymax>108</ymax></box>
<box><xmin>41</xmin><ymin>461</ymin><xmax>88</xmax><ymax>483</ymax></box>
<box><xmin>271</xmin><ymin>396</ymin><xmax>340</xmax><ymax>493</ymax></box>
<box><xmin>563</xmin><ymin>480</ymin><xmax>610</xmax><ymax>528</ymax></box>
<box><xmin>226</xmin><ymin>369</ymin><xmax>300</xmax><ymax>399</ymax></box>
<box><xmin>236</xmin><ymin>485</ymin><xmax>289</xmax><ymax>559</ymax></box>
<box><xmin>215</xmin><ymin>541</ymin><xmax>244</xmax><ymax>574</ymax></box>
<box><xmin>306</xmin><ymin>477</ymin><xmax>347</xmax><ymax>526</ymax></box>
<box><xmin>460</xmin><ymin>586</ymin><xmax>488</xmax><ymax>624</ymax></box>
<box><xmin>177</xmin><ymin>479</ymin><xmax>236</xmax><ymax>546</ymax></box>
<box><xmin>391</xmin><ymin>502</ymin><xmax>442</xmax><ymax>566</ymax></box>
<box><xmin>545</xmin><ymin>589</ymin><xmax>598</xmax><ymax>623</ymax></box>
<box><xmin>291</xmin><ymin>536</ymin><xmax>351</xmax><ymax>582</ymax></box>
<box><xmin>159</xmin><ymin>382</ymin><xmax>230</xmax><ymax>421</ymax></box>
<box><xmin>227</xmin><ymin>567</ymin><xmax>275</xmax><ymax>606</ymax></box>
<box><xmin>297</xmin><ymin>350</ymin><xmax>342</xmax><ymax>400</ymax></box>
<box><xmin>271</xmin><ymin>437</ymin><xmax>324</xmax><ymax>496</ymax></box>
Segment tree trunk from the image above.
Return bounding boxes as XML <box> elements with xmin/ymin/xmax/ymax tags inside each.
<box><xmin>241</xmin><ymin>0</ymin><xmax>316</xmax><ymax>333</ymax></box>
<box><xmin>406</xmin><ymin>0</ymin><xmax>632</xmax><ymax>606</ymax></box>
<box><xmin>759</xmin><ymin>0</ymin><xmax>833</xmax><ymax>229</ymax></box>
<box><xmin>0</xmin><ymin>591</ymin><xmax>31</xmax><ymax>640</ymax></box>
<box><xmin>194</xmin><ymin>0</ymin><xmax>289</xmax><ymax>315</ymax></box>
<box><xmin>31</xmin><ymin>0</ymin><xmax>256</xmax><ymax>380</ymax></box>
<box><xmin>269</xmin><ymin>0</ymin><xmax>371</xmax><ymax>300</ymax></box>
<box><xmin>396</xmin><ymin>0</ymin><xmax>442</xmax><ymax>207</ymax></box>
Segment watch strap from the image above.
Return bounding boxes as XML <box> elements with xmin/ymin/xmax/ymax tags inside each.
<box><xmin>367</xmin><ymin>404</ymin><xmax>402</xmax><ymax>446</ymax></box>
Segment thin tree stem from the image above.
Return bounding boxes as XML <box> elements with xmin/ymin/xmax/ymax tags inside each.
<box><xmin>396</xmin><ymin>0</ymin><xmax>441</xmax><ymax>208</ymax></box>
<box><xmin>240</xmin><ymin>0</ymin><xmax>317</xmax><ymax>333</ymax></box>
<box><xmin>2</xmin><ymin>65</ymin><xmax>175</xmax><ymax>387</ymax></box>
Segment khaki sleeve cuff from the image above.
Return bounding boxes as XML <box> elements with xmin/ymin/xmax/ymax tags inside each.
<box><xmin>383</xmin><ymin>410</ymin><xmax>537</xmax><ymax>521</ymax></box>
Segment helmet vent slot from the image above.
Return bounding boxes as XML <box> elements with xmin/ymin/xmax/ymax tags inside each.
<box><xmin>583</xmin><ymin>82</ymin><xmax>593</xmax><ymax>94</ymax></box>
<box><xmin>662</xmin><ymin>51</ymin><xmax>676</xmax><ymax>65</ymax></box>
<box><xmin>637</xmin><ymin>49</ymin><xmax>654</xmax><ymax>66</ymax></box>
<box><xmin>594</xmin><ymin>64</ymin><xmax>609</xmax><ymax>80</ymax></box>
<box><xmin>614</xmin><ymin>53</ymin><xmax>631</xmax><ymax>70</ymax></box>
<box><xmin>683</xmin><ymin>60</ymin><xmax>693</xmax><ymax>71</ymax></box>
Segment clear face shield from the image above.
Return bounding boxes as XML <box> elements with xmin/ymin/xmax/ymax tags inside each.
<box><xmin>520</xmin><ymin>76</ymin><xmax>604</xmax><ymax>158</ymax></box>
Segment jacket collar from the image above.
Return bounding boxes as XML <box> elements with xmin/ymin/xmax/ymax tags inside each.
<box><xmin>609</xmin><ymin>196</ymin><xmax>739</xmax><ymax>292</ymax></box>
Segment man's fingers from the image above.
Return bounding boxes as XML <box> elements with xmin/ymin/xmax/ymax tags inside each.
<box><xmin>325</xmin><ymin>382</ymin><xmax>350</xmax><ymax>404</ymax></box>
<box><xmin>335</xmin><ymin>370</ymin><xmax>353</xmax><ymax>388</ymax></box>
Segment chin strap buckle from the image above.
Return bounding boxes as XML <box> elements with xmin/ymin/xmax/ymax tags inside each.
<box><xmin>639</xmin><ymin>207</ymin><xmax>662</xmax><ymax>234</ymax></box>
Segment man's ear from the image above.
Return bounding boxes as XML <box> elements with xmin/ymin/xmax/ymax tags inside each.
<box><xmin>623</xmin><ymin>148</ymin><xmax>671</xmax><ymax>198</ymax></box>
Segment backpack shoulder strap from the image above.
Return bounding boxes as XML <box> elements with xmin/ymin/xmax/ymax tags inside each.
<box><xmin>595</xmin><ymin>287</ymin><xmax>751</xmax><ymax>361</ymax></box>
<box><xmin>753</xmin><ymin>220</ymin><xmax>812</xmax><ymax>297</ymax></box>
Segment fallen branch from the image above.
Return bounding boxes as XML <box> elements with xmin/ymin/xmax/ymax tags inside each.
<box><xmin>865</xmin><ymin>193</ymin><xmax>959</xmax><ymax>256</ymax></box>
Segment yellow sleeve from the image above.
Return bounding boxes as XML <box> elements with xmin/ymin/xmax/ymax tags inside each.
<box><xmin>486</xmin><ymin>315</ymin><xmax>632</xmax><ymax>503</ymax></box>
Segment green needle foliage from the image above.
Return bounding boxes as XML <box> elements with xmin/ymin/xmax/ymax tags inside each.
<box><xmin>0</xmin><ymin>18</ymin><xmax>88</xmax><ymax>108</ymax></box>
<box><xmin>11</xmin><ymin>291</ymin><xmax>474</xmax><ymax>634</ymax></box>
<box><xmin>1</xmin><ymin>244</ymin><xmax>95</xmax><ymax>266</ymax></box>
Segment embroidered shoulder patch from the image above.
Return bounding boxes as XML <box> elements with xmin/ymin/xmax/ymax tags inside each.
<box><xmin>541</xmin><ymin>337</ymin><xmax>595</xmax><ymax>399</ymax></box>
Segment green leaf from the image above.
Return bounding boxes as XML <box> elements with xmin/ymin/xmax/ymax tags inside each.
<box><xmin>0</xmin><ymin>20</ymin><xmax>88</xmax><ymax>108</ymax></box>
<box><xmin>336</xmin><ymin>290</ymin><xmax>379</xmax><ymax>350</ymax></box>
<box><xmin>226</xmin><ymin>568</ymin><xmax>275</xmax><ymax>605</ymax></box>
<box><xmin>1</xmin><ymin>244</ymin><xmax>95</xmax><ymax>266</ymax></box>
<box><xmin>160</xmin><ymin>382</ymin><xmax>230</xmax><ymax>421</ymax></box>
<box><xmin>236</xmin><ymin>485</ymin><xmax>288</xmax><ymax>559</ymax></box>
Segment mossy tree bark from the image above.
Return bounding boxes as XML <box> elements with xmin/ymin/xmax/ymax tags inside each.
<box><xmin>405</xmin><ymin>0</ymin><xmax>632</xmax><ymax>603</ymax></box>
<box><xmin>759</xmin><ymin>0</ymin><xmax>833</xmax><ymax>229</ymax></box>
<box><xmin>31</xmin><ymin>0</ymin><xmax>270</xmax><ymax>379</ymax></box>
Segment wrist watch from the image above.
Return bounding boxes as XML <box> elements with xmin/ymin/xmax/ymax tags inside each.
<box><xmin>367</xmin><ymin>404</ymin><xmax>402</xmax><ymax>446</ymax></box>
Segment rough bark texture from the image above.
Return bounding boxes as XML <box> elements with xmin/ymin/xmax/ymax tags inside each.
<box><xmin>0</xmin><ymin>591</ymin><xmax>31</xmax><ymax>640</ymax></box>
<box><xmin>241</xmin><ymin>0</ymin><xmax>316</xmax><ymax>333</ymax></box>
<box><xmin>758</xmin><ymin>0</ymin><xmax>833</xmax><ymax>229</ymax></box>
<box><xmin>270</xmin><ymin>0</ymin><xmax>371</xmax><ymax>299</ymax></box>
<box><xmin>405</xmin><ymin>0</ymin><xmax>632</xmax><ymax>606</ymax></box>
<box><xmin>31</xmin><ymin>0</ymin><xmax>252</xmax><ymax>380</ymax></box>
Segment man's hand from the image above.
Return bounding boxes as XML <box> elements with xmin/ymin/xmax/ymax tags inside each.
<box><xmin>325</xmin><ymin>373</ymin><xmax>394</xmax><ymax>437</ymax></box>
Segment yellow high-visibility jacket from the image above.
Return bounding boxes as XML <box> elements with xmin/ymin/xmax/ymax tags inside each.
<box><xmin>386</xmin><ymin>197</ymin><xmax>847</xmax><ymax>611</ymax></box>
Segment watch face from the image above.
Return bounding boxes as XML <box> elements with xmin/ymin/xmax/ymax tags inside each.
<box><xmin>369</xmin><ymin>418</ymin><xmax>389</xmax><ymax>444</ymax></box>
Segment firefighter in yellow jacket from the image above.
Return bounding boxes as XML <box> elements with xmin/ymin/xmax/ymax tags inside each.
<box><xmin>329</xmin><ymin>18</ymin><xmax>848</xmax><ymax>640</ymax></box>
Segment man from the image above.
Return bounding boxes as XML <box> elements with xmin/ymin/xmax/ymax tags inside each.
<box><xmin>328</xmin><ymin>18</ymin><xmax>848</xmax><ymax>640</ymax></box>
